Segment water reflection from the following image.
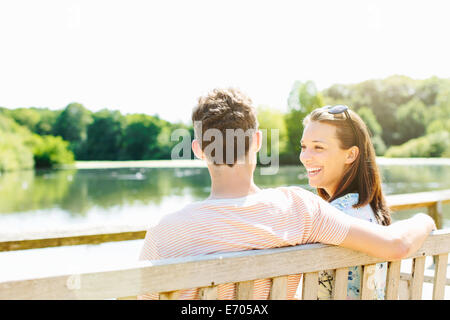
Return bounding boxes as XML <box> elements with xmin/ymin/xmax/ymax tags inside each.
<box><xmin>0</xmin><ymin>168</ymin><xmax>212</xmax><ymax>216</ymax></box>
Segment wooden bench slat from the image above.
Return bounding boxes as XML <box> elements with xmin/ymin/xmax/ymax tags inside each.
<box><xmin>385</xmin><ymin>261</ymin><xmax>401</xmax><ymax>300</ymax></box>
<box><xmin>410</xmin><ymin>256</ymin><xmax>426</xmax><ymax>300</ymax></box>
<box><xmin>269</xmin><ymin>276</ymin><xmax>288</xmax><ymax>300</ymax></box>
<box><xmin>159</xmin><ymin>291</ymin><xmax>179</xmax><ymax>300</ymax></box>
<box><xmin>361</xmin><ymin>264</ymin><xmax>376</xmax><ymax>300</ymax></box>
<box><xmin>116</xmin><ymin>295</ymin><xmax>138</xmax><ymax>300</ymax></box>
<box><xmin>198</xmin><ymin>286</ymin><xmax>218</xmax><ymax>300</ymax></box>
<box><xmin>398</xmin><ymin>278</ymin><xmax>410</xmax><ymax>300</ymax></box>
<box><xmin>332</xmin><ymin>267</ymin><xmax>348</xmax><ymax>300</ymax></box>
<box><xmin>432</xmin><ymin>253</ymin><xmax>449</xmax><ymax>300</ymax></box>
<box><xmin>428</xmin><ymin>201</ymin><xmax>444</xmax><ymax>230</ymax></box>
<box><xmin>302</xmin><ymin>272</ymin><xmax>318</xmax><ymax>300</ymax></box>
<box><xmin>400</xmin><ymin>272</ymin><xmax>450</xmax><ymax>285</ymax></box>
<box><xmin>236</xmin><ymin>281</ymin><xmax>253</xmax><ymax>300</ymax></box>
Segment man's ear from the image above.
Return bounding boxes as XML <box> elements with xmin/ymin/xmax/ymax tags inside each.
<box><xmin>345</xmin><ymin>146</ymin><xmax>359</xmax><ymax>164</ymax></box>
<box><xmin>254</xmin><ymin>130</ymin><xmax>262</xmax><ymax>153</ymax></box>
<box><xmin>192</xmin><ymin>139</ymin><xmax>205</xmax><ymax>160</ymax></box>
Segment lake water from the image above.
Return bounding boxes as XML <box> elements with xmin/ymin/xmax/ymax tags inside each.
<box><xmin>1</xmin><ymin>162</ymin><xmax>450</xmax><ymax>299</ymax></box>
<box><xmin>1</xmin><ymin>163</ymin><xmax>450</xmax><ymax>234</ymax></box>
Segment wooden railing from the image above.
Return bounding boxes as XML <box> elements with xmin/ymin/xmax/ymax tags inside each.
<box><xmin>0</xmin><ymin>189</ymin><xmax>449</xmax><ymax>300</ymax></box>
<box><xmin>1</xmin><ymin>189</ymin><xmax>449</xmax><ymax>253</ymax></box>
<box><xmin>0</xmin><ymin>230</ymin><xmax>448</xmax><ymax>300</ymax></box>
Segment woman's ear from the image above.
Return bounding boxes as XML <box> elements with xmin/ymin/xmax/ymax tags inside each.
<box><xmin>345</xmin><ymin>146</ymin><xmax>359</xmax><ymax>164</ymax></box>
<box><xmin>192</xmin><ymin>139</ymin><xmax>205</xmax><ymax>160</ymax></box>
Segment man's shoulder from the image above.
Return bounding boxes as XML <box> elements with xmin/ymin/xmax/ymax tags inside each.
<box><xmin>153</xmin><ymin>186</ymin><xmax>317</xmax><ymax>225</ymax></box>
<box><xmin>274</xmin><ymin>185</ymin><xmax>316</xmax><ymax>198</ymax></box>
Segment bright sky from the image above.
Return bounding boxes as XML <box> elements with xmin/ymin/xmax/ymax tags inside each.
<box><xmin>0</xmin><ymin>0</ymin><xmax>449</xmax><ymax>124</ymax></box>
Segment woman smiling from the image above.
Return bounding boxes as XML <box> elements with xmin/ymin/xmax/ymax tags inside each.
<box><xmin>300</xmin><ymin>105</ymin><xmax>391</xmax><ymax>299</ymax></box>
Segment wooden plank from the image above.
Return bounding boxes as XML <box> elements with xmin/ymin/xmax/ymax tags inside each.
<box><xmin>361</xmin><ymin>264</ymin><xmax>376</xmax><ymax>300</ymax></box>
<box><xmin>302</xmin><ymin>272</ymin><xmax>318</xmax><ymax>300</ymax></box>
<box><xmin>428</xmin><ymin>201</ymin><xmax>443</xmax><ymax>230</ymax></box>
<box><xmin>398</xmin><ymin>279</ymin><xmax>410</xmax><ymax>300</ymax></box>
<box><xmin>236</xmin><ymin>281</ymin><xmax>253</xmax><ymax>300</ymax></box>
<box><xmin>387</xmin><ymin>189</ymin><xmax>450</xmax><ymax>212</ymax></box>
<box><xmin>0</xmin><ymin>231</ymin><xmax>449</xmax><ymax>300</ymax></box>
<box><xmin>400</xmin><ymin>272</ymin><xmax>450</xmax><ymax>285</ymax></box>
<box><xmin>432</xmin><ymin>253</ymin><xmax>448</xmax><ymax>300</ymax></box>
<box><xmin>385</xmin><ymin>261</ymin><xmax>401</xmax><ymax>300</ymax></box>
<box><xmin>198</xmin><ymin>286</ymin><xmax>218</xmax><ymax>300</ymax></box>
<box><xmin>410</xmin><ymin>256</ymin><xmax>426</xmax><ymax>300</ymax></box>
<box><xmin>332</xmin><ymin>268</ymin><xmax>348</xmax><ymax>300</ymax></box>
<box><xmin>0</xmin><ymin>229</ymin><xmax>147</xmax><ymax>252</ymax></box>
<box><xmin>269</xmin><ymin>276</ymin><xmax>288</xmax><ymax>300</ymax></box>
<box><xmin>116</xmin><ymin>295</ymin><xmax>138</xmax><ymax>300</ymax></box>
<box><xmin>159</xmin><ymin>291</ymin><xmax>179</xmax><ymax>300</ymax></box>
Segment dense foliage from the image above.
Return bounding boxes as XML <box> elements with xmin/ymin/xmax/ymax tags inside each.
<box><xmin>0</xmin><ymin>103</ymin><xmax>193</xmax><ymax>171</ymax></box>
<box><xmin>320</xmin><ymin>75</ymin><xmax>450</xmax><ymax>159</ymax></box>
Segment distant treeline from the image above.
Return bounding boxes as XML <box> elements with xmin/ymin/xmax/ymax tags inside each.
<box><xmin>1</xmin><ymin>75</ymin><xmax>449</xmax><ymax>171</ymax></box>
<box><xmin>0</xmin><ymin>105</ymin><xmax>194</xmax><ymax>171</ymax></box>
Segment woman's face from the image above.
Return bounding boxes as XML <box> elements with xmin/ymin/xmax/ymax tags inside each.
<box><xmin>300</xmin><ymin>121</ymin><xmax>355</xmax><ymax>197</ymax></box>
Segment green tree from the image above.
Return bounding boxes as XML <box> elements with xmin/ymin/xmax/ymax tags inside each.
<box><xmin>256</xmin><ymin>105</ymin><xmax>288</xmax><ymax>157</ymax></box>
<box><xmin>155</xmin><ymin>120</ymin><xmax>194</xmax><ymax>160</ymax></box>
<box><xmin>122</xmin><ymin>114</ymin><xmax>161</xmax><ymax>160</ymax></box>
<box><xmin>321</xmin><ymin>75</ymin><xmax>419</xmax><ymax>146</ymax></box>
<box><xmin>29</xmin><ymin>134</ymin><xmax>75</xmax><ymax>168</ymax></box>
<box><xmin>356</xmin><ymin>107</ymin><xmax>386</xmax><ymax>155</ymax></box>
<box><xmin>85</xmin><ymin>109</ymin><xmax>124</xmax><ymax>160</ymax></box>
<box><xmin>395</xmin><ymin>98</ymin><xmax>427</xmax><ymax>144</ymax></box>
<box><xmin>7</xmin><ymin>108</ymin><xmax>41</xmax><ymax>132</ymax></box>
<box><xmin>53</xmin><ymin>103</ymin><xmax>93</xmax><ymax>157</ymax></box>
<box><xmin>385</xmin><ymin>131</ymin><xmax>450</xmax><ymax>158</ymax></box>
<box><xmin>34</xmin><ymin>108</ymin><xmax>60</xmax><ymax>136</ymax></box>
<box><xmin>0</xmin><ymin>114</ymin><xmax>34</xmax><ymax>171</ymax></box>
<box><xmin>284</xmin><ymin>80</ymin><xmax>324</xmax><ymax>163</ymax></box>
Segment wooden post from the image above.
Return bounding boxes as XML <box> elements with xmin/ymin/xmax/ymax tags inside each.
<box><xmin>428</xmin><ymin>201</ymin><xmax>443</xmax><ymax>230</ymax></box>
<box><xmin>398</xmin><ymin>278</ymin><xmax>411</xmax><ymax>300</ymax></box>
<box><xmin>361</xmin><ymin>264</ymin><xmax>376</xmax><ymax>300</ymax></box>
<box><xmin>269</xmin><ymin>276</ymin><xmax>288</xmax><ymax>300</ymax></box>
<box><xmin>385</xmin><ymin>261</ymin><xmax>401</xmax><ymax>300</ymax></box>
<box><xmin>159</xmin><ymin>291</ymin><xmax>179</xmax><ymax>300</ymax></box>
<box><xmin>302</xmin><ymin>272</ymin><xmax>318</xmax><ymax>300</ymax></box>
<box><xmin>432</xmin><ymin>253</ymin><xmax>448</xmax><ymax>300</ymax></box>
<box><xmin>410</xmin><ymin>256</ymin><xmax>426</xmax><ymax>300</ymax></box>
<box><xmin>198</xmin><ymin>286</ymin><xmax>218</xmax><ymax>300</ymax></box>
<box><xmin>236</xmin><ymin>281</ymin><xmax>254</xmax><ymax>299</ymax></box>
<box><xmin>428</xmin><ymin>202</ymin><xmax>443</xmax><ymax>266</ymax></box>
<box><xmin>332</xmin><ymin>268</ymin><xmax>348</xmax><ymax>300</ymax></box>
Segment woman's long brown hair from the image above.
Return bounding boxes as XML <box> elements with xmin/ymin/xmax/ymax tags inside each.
<box><xmin>303</xmin><ymin>107</ymin><xmax>391</xmax><ymax>226</ymax></box>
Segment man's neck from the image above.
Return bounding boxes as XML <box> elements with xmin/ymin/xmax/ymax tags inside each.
<box><xmin>207</xmin><ymin>164</ymin><xmax>261</xmax><ymax>200</ymax></box>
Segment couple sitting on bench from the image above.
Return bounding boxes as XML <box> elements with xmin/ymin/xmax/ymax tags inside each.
<box><xmin>138</xmin><ymin>88</ymin><xmax>436</xmax><ymax>300</ymax></box>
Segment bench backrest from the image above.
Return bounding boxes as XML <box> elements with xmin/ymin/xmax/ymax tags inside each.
<box><xmin>1</xmin><ymin>229</ymin><xmax>449</xmax><ymax>300</ymax></box>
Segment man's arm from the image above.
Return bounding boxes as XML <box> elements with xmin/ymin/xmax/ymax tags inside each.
<box><xmin>339</xmin><ymin>213</ymin><xmax>436</xmax><ymax>260</ymax></box>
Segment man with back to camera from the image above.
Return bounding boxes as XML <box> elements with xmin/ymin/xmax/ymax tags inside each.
<box><xmin>139</xmin><ymin>88</ymin><xmax>435</xmax><ymax>299</ymax></box>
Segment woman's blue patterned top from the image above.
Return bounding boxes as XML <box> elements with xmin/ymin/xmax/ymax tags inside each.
<box><xmin>317</xmin><ymin>193</ymin><xmax>387</xmax><ymax>300</ymax></box>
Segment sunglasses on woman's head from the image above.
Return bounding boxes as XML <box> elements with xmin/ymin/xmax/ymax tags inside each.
<box><xmin>323</xmin><ymin>105</ymin><xmax>359</xmax><ymax>145</ymax></box>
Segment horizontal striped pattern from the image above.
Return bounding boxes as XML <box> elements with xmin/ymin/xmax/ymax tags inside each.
<box><xmin>138</xmin><ymin>186</ymin><xmax>351</xmax><ymax>300</ymax></box>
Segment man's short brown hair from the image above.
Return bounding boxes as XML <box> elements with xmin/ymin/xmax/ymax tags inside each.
<box><xmin>192</xmin><ymin>88</ymin><xmax>258</xmax><ymax>167</ymax></box>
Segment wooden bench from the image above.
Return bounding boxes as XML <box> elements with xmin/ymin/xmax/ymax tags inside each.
<box><xmin>1</xmin><ymin>189</ymin><xmax>449</xmax><ymax>300</ymax></box>
<box><xmin>0</xmin><ymin>229</ymin><xmax>448</xmax><ymax>300</ymax></box>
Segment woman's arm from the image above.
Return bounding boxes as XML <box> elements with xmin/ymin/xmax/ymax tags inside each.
<box><xmin>340</xmin><ymin>213</ymin><xmax>436</xmax><ymax>260</ymax></box>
